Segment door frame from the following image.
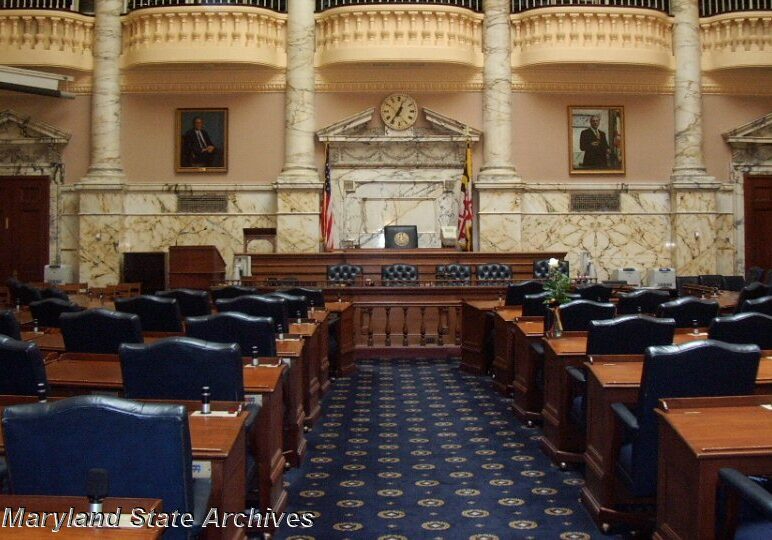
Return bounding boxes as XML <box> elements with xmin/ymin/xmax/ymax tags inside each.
<box><xmin>0</xmin><ymin>176</ymin><xmax>51</xmax><ymax>281</ymax></box>
<box><xmin>743</xmin><ymin>174</ymin><xmax>772</xmax><ymax>271</ymax></box>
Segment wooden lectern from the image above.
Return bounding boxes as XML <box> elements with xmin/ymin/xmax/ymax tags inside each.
<box><xmin>168</xmin><ymin>245</ymin><xmax>226</xmax><ymax>289</ymax></box>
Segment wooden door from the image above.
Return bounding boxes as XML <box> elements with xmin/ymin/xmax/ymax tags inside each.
<box><xmin>744</xmin><ymin>175</ymin><xmax>772</xmax><ymax>271</ymax></box>
<box><xmin>0</xmin><ymin>177</ymin><xmax>50</xmax><ymax>282</ymax></box>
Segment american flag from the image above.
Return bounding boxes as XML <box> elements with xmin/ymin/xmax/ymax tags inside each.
<box><xmin>322</xmin><ymin>143</ymin><xmax>335</xmax><ymax>251</ymax></box>
<box><xmin>457</xmin><ymin>143</ymin><xmax>473</xmax><ymax>251</ymax></box>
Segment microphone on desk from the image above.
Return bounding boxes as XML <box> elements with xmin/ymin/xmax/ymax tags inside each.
<box><xmin>86</xmin><ymin>468</ymin><xmax>109</xmax><ymax>514</ymax></box>
<box><xmin>251</xmin><ymin>346</ymin><xmax>259</xmax><ymax>367</ymax></box>
<box><xmin>201</xmin><ymin>386</ymin><xmax>211</xmax><ymax>415</ymax></box>
<box><xmin>36</xmin><ymin>382</ymin><xmax>47</xmax><ymax>403</ymax></box>
<box><xmin>33</xmin><ymin>319</ymin><xmax>39</xmax><ymax>333</ymax></box>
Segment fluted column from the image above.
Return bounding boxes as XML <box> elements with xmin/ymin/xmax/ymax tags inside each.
<box><xmin>477</xmin><ymin>0</ymin><xmax>522</xmax><ymax>253</ymax></box>
<box><xmin>82</xmin><ymin>0</ymin><xmax>124</xmax><ymax>183</ymax></box>
<box><xmin>275</xmin><ymin>0</ymin><xmax>321</xmax><ymax>253</ymax></box>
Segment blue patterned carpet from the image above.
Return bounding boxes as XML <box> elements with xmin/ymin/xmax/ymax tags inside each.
<box><xmin>277</xmin><ymin>359</ymin><xmax>609</xmax><ymax>540</ymax></box>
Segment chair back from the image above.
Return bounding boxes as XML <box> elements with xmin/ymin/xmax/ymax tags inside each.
<box><xmin>723</xmin><ymin>276</ymin><xmax>746</xmax><ymax>292</ymax></box>
<box><xmin>40</xmin><ymin>287</ymin><xmax>70</xmax><ymax>302</ymax></box>
<box><xmin>745</xmin><ymin>266</ymin><xmax>765</xmax><ymax>284</ymax></box>
<box><xmin>617</xmin><ymin>289</ymin><xmax>671</xmax><ymax>315</ymax></box>
<box><xmin>476</xmin><ymin>263</ymin><xmax>512</xmax><ymax>285</ymax></box>
<box><xmin>699</xmin><ymin>274</ymin><xmax>726</xmax><ymax>289</ymax></box>
<box><xmin>60</xmin><ymin>309</ymin><xmax>143</xmax><ymax>354</ymax></box>
<box><xmin>655</xmin><ymin>296</ymin><xmax>720</xmax><ymax>328</ymax></box>
<box><xmin>381</xmin><ymin>264</ymin><xmax>419</xmax><ymax>286</ymax></box>
<box><xmin>5</xmin><ymin>278</ymin><xmax>22</xmax><ymax>305</ymax></box>
<box><xmin>435</xmin><ymin>264</ymin><xmax>471</xmax><ymax>286</ymax></box>
<box><xmin>522</xmin><ymin>292</ymin><xmax>550</xmax><ymax>317</ymax></box>
<box><xmin>708</xmin><ymin>312</ymin><xmax>772</xmax><ymax>349</ymax></box>
<box><xmin>623</xmin><ymin>341</ymin><xmax>760</xmax><ymax>497</ymax></box>
<box><xmin>577</xmin><ymin>283</ymin><xmax>613</xmax><ymax>303</ymax></box>
<box><xmin>284</xmin><ymin>287</ymin><xmax>326</xmax><ymax>309</ymax></box>
<box><xmin>209</xmin><ymin>285</ymin><xmax>258</xmax><ymax>302</ymax></box>
<box><xmin>0</xmin><ymin>336</ymin><xmax>47</xmax><ymax>395</ymax></box>
<box><xmin>740</xmin><ymin>295</ymin><xmax>772</xmax><ymax>316</ymax></box>
<box><xmin>120</xmin><ymin>337</ymin><xmax>244</xmax><ymax>401</ymax></box>
<box><xmin>17</xmin><ymin>284</ymin><xmax>42</xmax><ymax>306</ymax></box>
<box><xmin>735</xmin><ymin>282</ymin><xmax>771</xmax><ymax>313</ymax></box>
<box><xmin>0</xmin><ymin>310</ymin><xmax>21</xmax><ymax>340</ymax></box>
<box><xmin>2</xmin><ymin>395</ymin><xmax>195</xmax><ymax>536</ymax></box>
<box><xmin>675</xmin><ymin>276</ymin><xmax>699</xmax><ymax>297</ymax></box>
<box><xmin>558</xmin><ymin>300</ymin><xmax>616</xmax><ymax>331</ymax></box>
<box><xmin>327</xmin><ymin>264</ymin><xmax>362</xmax><ymax>285</ymax></box>
<box><xmin>505</xmin><ymin>280</ymin><xmax>544</xmax><ymax>306</ymax></box>
<box><xmin>586</xmin><ymin>315</ymin><xmax>675</xmax><ymax>355</ymax></box>
<box><xmin>533</xmin><ymin>258</ymin><xmax>569</xmax><ymax>279</ymax></box>
<box><xmin>114</xmin><ymin>295</ymin><xmax>183</xmax><ymax>333</ymax></box>
<box><xmin>156</xmin><ymin>289</ymin><xmax>211</xmax><ymax>318</ymax></box>
<box><xmin>28</xmin><ymin>298</ymin><xmax>83</xmax><ymax>328</ymax></box>
<box><xmin>268</xmin><ymin>292</ymin><xmax>308</xmax><ymax>319</ymax></box>
<box><xmin>216</xmin><ymin>295</ymin><xmax>289</xmax><ymax>334</ymax></box>
<box><xmin>186</xmin><ymin>312</ymin><xmax>276</xmax><ymax>357</ymax></box>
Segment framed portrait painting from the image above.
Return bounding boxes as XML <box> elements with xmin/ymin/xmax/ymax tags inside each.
<box><xmin>175</xmin><ymin>108</ymin><xmax>228</xmax><ymax>173</ymax></box>
<box><xmin>568</xmin><ymin>106</ymin><xmax>625</xmax><ymax>175</ymax></box>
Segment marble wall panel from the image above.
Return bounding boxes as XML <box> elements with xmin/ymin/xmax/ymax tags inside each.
<box><xmin>78</xmin><ymin>191</ymin><xmax>124</xmax><ymax>215</ymax></box>
<box><xmin>276</xmin><ymin>214</ymin><xmax>319</xmax><ymax>253</ymax></box>
<box><xmin>674</xmin><ymin>191</ymin><xmax>716</xmax><ymax>212</ymax></box>
<box><xmin>79</xmin><ymin>216</ymin><xmax>123</xmax><ymax>286</ymax></box>
<box><xmin>522</xmin><ymin>192</ymin><xmax>568</xmax><ymax>214</ymax></box>
<box><xmin>277</xmin><ymin>190</ymin><xmax>321</xmax><ymax>214</ymax></box>
<box><xmin>479</xmin><ymin>214</ymin><xmax>522</xmax><ymax>253</ymax></box>
<box><xmin>478</xmin><ymin>190</ymin><xmax>522</xmax><ymax>214</ymax></box>
<box><xmin>620</xmin><ymin>192</ymin><xmax>670</xmax><ymax>213</ymax></box>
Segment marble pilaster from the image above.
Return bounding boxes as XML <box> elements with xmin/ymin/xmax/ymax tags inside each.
<box><xmin>82</xmin><ymin>0</ymin><xmax>124</xmax><ymax>183</ymax></box>
<box><xmin>76</xmin><ymin>184</ymin><xmax>125</xmax><ymax>286</ymax></box>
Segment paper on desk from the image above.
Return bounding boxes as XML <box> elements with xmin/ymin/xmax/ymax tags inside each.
<box><xmin>762</xmin><ymin>404</ymin><xmax>772</xmax><ymax>411</ymax></box>
<box><xmin>192</xmin><ymin>460</ymin><xmax>212</xmax><ymax>479</ymax></box>
<box><xmin>245</xmin><ymin>394</ymin><xmax>264</xmax><ymax>407</ymax></box>
<box><xmin>190</xmin><ymin>410</ymin><xmax>238</xmax><ymax>417</ymax></box>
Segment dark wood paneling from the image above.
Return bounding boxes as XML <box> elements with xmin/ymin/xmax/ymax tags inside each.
<box><xmin>0</xmin><ymin>176</ymin><xmax>49</xmax><ymax>282</ymax></box>
<box><xmin>745</xmin><ymin>175</ymin><xmax>772</xmax><ymax>271</ymax></box>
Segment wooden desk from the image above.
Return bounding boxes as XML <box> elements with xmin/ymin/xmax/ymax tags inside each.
<box><xmin>511</xmin><ymin>318</ymin><xmax>545</xmax><ymax>426</ymax></box>
<box><xmin>285</xmin><ymin>323</ymin><xmax>321</xmax><ymax>427</ymax></box>
<box><xmin>581</xmin><ymin>354</ymin><xmax>772</xmax><ymax>531</ymax></box>
<box><xmin>309</xmin><ymin>308</ymin><xmax>332</xmax><ymax>393</ymax></box>
<box><xmin>491</xmin><ymin>307</ymin><xmax>522</xmax><ymax>394</ymax></box>
<box><xmin>325</xmin><ymin>301</ymin><xmax>355</xmax><ymax>376</ymax></box>
<box><xmin>21</xmin><ymin>331</ymin><xmax>164</xmax><ymax>355</ymax></box>
<box><xmin>460</xmin><ymin>300</ymin><xmax>502</xmax><ymax>374</ymax></box>
<box><xmin>654</xmin><ymin>396</ymin><xmax>772</xmax><ymax>540</ymax></box>
<box><xmin>539</xmin><ymin>330</ymin><xmax>710</xmax><ymax>468</ymax></box>
<box><xmin>0</xmin><ymin>495</ymin><xmax>162</xmax><ymax>538</ymax></box>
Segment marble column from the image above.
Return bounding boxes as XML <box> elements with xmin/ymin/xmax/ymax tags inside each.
<box><xmin>276</xmin><ymin>0</ymin><xmax>321</xmax><ymax>253</ymax></box>
<box><xmin>477</xmin><ymin>0</ymin><xmax>522</xmax><ymax>252</ymax></box>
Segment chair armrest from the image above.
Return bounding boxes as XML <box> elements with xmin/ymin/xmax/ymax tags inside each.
<box><xmin>720</xmin><ymin>468</ymin><xmax>772</xmax><ymax>519</ymax></box>
<box><xmin>566</xmin><ymin>366</ymin><xmax>586</xmax><ymax>385</ymax></box>
<box><xmin>611</xmin><ymin>402</ymin><xmax>639</xmax><ymax>434</ymax></box>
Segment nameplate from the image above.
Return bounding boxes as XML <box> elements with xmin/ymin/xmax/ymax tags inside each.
<box><xmin>192</xmin><ymin>460</ymin><xmax>212</xmax><ymax>479</ymax></box>
<box><xmin>245</xmin><ymin>394</ymin><xmax>264</xmax><ymax>407</ymax></box>
<box><xmin>762</xmin><ymin>404</ymin><xmax>772</xmax><ymax>411</ymax></box>
<box><xmin>191</xmin><ymin>410</ymin><xmax>238</xmax><ymax>418</ymax></box>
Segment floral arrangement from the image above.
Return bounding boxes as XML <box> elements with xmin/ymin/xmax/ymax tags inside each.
<box><xmin>543</xmin><ymin>258</ymin><xmax>571</xmax><ymax>306</ymax></box>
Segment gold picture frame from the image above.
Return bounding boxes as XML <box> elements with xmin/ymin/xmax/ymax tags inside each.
<box><xmin>568</xmin><ymin>106</ymin><xmax>625</xmax><ymax>175</ymax></box>
<box><xmin>175</xmin><ymin>108</ymin><xmax>228</xmax><ymax>173</ymax></box>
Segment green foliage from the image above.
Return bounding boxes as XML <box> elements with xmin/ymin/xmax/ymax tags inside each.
<box><xmin>543</xmin><ymin>268</ymin><xmax>572</xmax><ymax>306</ymax></box>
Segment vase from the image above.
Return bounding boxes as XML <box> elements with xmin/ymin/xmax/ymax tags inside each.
<box><xmin>546</xmin><ymin>306</ymin><xmax>564</xmax><ymax>338</ymax></box>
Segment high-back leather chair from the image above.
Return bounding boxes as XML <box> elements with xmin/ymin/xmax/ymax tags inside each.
<box><xmin>655</xmin><ymin>297</ymin><xmax>720</xmax><ymax>328</ymax></box>
<box><xmin>577</xmin><ymin>283</ymin><xmax>613</xmax><ymax>303</ymax></box>
<box><xmin>587</xmin><ymin>315</ymin><xmax>676</xmax><ymax>355</ymax></box>
<box><xmin>156</xmin><ymin>289</ymin><xmax>211</xmax><ymax>318</ymax></box>
<box><xmin>40</xmin><ymin>287</ymin><xmax>69</xmax><ymax>302</ymax></box>
<box><xmin>506</xmin><ymin>281</ymin><xmax>545</xmax><ymax>306</ymax></box>
<box><xmin>740</xmin><ymin>295</ymin><xmax>772</xmax><ymax>316</ymax></box>
<box><xmin>327</xmin><ymin>264</ymin><xmax>362</xmax><ymax>286</ymax></box>
<box><xmin>5</xmin><ymin>278</ymin><xmax>22</xmax><ymax>305</ymax></box>
<box><xmin>60</xmin><ymin>309</ymin><xmax>143</xmax><ymax>354</ymax></box>
<box><xmin>28</xmin><ymin>299</ymin><xmax>84</xmax><ymax>329</ymax></box>
<box><xmin>745</xmin><ymin>266</ymin><xmax>765</xmax><ymax>284</ymax></box>
<box><xmin>0</xmin><ymin>310</ymin><xmax>21</xmax><ymax>340</ymax></box>
<box><xmin>209</xmin><ymin>285</ymin><xmax>258</xmax><ymax>302</ymax></box>
<box><xmin>675</xmin><ymin>276</ymin><xmax>699</xmax><ymax>297</ymax></box>
<box><xmin>114</xmin><ymin>295</ymin><xmax>183</xmax><ymax>333</ymax></box>
<box><xmin>617</xmin><ymin>289</ymin><xmax>671</xmax><ymax>315</ymax></box>
<box><xmin>723</xmin><ymin>276</ymin><xmax>746</xmax><ymax>292</ymax></box>
<box><xmin>435</xmin><ymin>264</ymin><xmax>471</xmax><ymax>286</ymax></box>
<box><xmin>284</xmin><ymin>287</ymin><xmax>325</xmax><ymax>309</ymax></box>
<box><xmin>0</xmin><ymin>336</ymin><xmax>47</xmax><ymax>396</ymax></box>
<box><xmin>522</xmin><ymin>292</ymin><xmax>550</xmax><ymax>317</ymax></box>
<box><xmin>612</xmin><ymin>340</ymin><xmax>760</xmax><ymax>498</ymax></box>
<box><xmin>717</xmin><ymin>468</ymin><xmax>772</xmax><ymax>540</ymax></box>
<box><xmin>120</xmin><ymin>337</ymin><xmax>244</xmax><ymax>402</ymax></box>
<box><xmin>186</xmin><ymin>312</ymin><xmax>277</xmax><ymax>358</ymax></box>
<box><xmin>216</xmin><ymin>295</ymin><xmax>289</xmax><ymax>334</ymax></box>
<box><xmin>381</xmin><ymin>264</ymin><xmax>419</xmax><ymax>286</ymax></box>
<box><xmin>708</xmin><ymin>313</ymin><xmax>772</xmax><ymax>349</ymax></box>
<box><xmin>17</xmin><ymin>284</ymin><xmax>42</xmax><ymax>306</ymax></box>
<box><xmin>268</xmin><ymin>292</ymin><xmax>308</xmax><ymax>320</ymax></box>
<box><xmin>699</xmin><ymin>274</ymin><xmax>726</xmax><ymax>289</ymax></box>
<box><xmin>2</xmin><ymin>395</ymin><xmax>211</xmax><ymax>540</ymax></box>
<box><xmin>476</xmin><ymin>263</ymin><xmax>512</xmax><ymax>285</ymax></box>
<box><xmin>734</xmin><ymin>282</ymin><xmax>771</xmax><ymax>314</ymax></box>
<box><xmin>533</xmin><ymin>258</ymin><xmax>569</xmax><ymax>279</ymax></box>
<box><xmin>558</xmin><ymin>300</ymin><xmax>616</xmax><ymax>331</ymax></box>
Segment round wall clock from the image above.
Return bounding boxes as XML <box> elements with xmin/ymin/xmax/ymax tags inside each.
<box><xmin>380</xmin><ymin>94</ymin><xmax>418</xmax><ymax>131</ymax></box>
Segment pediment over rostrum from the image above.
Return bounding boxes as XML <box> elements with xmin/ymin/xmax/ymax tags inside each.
<box><xmin>0</xmin><ymin>110</ymin><xmax>70</xmax><ymax>177</ymax></box>
<box><xmin>723</xmin><ymin>113</ymin><xmax>772</xmax><ymax>165</ymax></box>
<box><xmin>0</xmin><ymin>109</ymin><xmax>71</xmax><ymax>145</ymax></box>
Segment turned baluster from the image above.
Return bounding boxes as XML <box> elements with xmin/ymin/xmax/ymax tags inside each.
<box><xmin>384</xmin><ymin>306</ymin><xmax>392</xmax><ymax>346</ymax></box>
<box><xmin>420</xmin><ymin>306</ymin><xmax>427</xmax><ymax>346</ymax></box>
<box><xmin>454</xmin><ymin>305</ymin><xmax>462</xmax><ymax>345</ymax></box>
<box><xmin>402</xmin><ymin>306</ymin><xmax>409</xmax><ymax>346</ymax></box>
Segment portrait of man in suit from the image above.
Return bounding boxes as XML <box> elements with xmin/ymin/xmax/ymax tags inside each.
<box><xmin>176</xmin><ymin>108</ymin><xmax>228</xmax><ymax>172</ymax></box>
<box><xmin>579</xmin><ymin>114</ymin><xmax>609</xmax><ymax>168</ymax></box>
<box><xmin>569</xmin><ymin>106</ymin><xmax>625</xmax><ymax>174</ymax></box>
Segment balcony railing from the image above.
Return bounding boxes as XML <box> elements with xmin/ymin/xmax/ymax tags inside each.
<box><xmin>125</xmin><ymin>0</ymin><xmax>286</xmax><ymax>12</ymax></box>
<box><xmin>317</xmin><ymin>0</ymin><xmax>482</xmax><ymax>12</ymax></box>
<box><xmin>512</xmin><ymin>0</ymin><xmax>670</xmax><ymax>14</ymax></box>
<box><xmin>700</xmin><ymin>0</ymin><xmax>770</xmax><ymax>16</ymax></box>
<box><xmin>0</xmin><ymin>0</ymin><xmax>80</xmax><ymax>10</ymax></box>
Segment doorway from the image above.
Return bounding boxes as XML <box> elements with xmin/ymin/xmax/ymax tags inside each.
<box><xmin>0</xmin><ymin>176</ymin><xmax>50</xmax><ymax>282</ymax></box>
<box><xmin>744</xmin><ymin>175</ymin><xmax>772</xmax><ymax>272</ymax></box>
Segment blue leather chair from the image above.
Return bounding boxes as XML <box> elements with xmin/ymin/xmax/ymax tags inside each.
<box><xmin>284</xmin><ymin>287</ymin><xmax>325</xmax><ymax>309</ymax></box>
<box><xmin>612</xmin><ymin>340</ymin><xmax>760</xmax><ymax>498</ymax></box>
<box><xmin>559</xmin><ymin>300</ymin><xmax>616</xmax><ymax>331</ymax></box>
<box><xmin>522</xmin><ymin>291</ymin><xmax>550</xmax><ymax>317</ymax></box>
<box><xmin>120</xmin><ymin>337</ymin><xmax>244</xmax><ymax>402</ymax></box>
<box><xmin>17</xmin><ymin>284</ymin><xmax>42</xmax><ymax>306</ymax></box>
<box><xmin>477</xmin><ymin>263</ymin><xmax>512</xmax><ymax>285</ymax></box>
<box><xmin>533</xmin><ymin>258</ymin><xmax>569</xmax><ymax>279</ymax></box>
<box><xmin>327</xmin><ymin>264</ymin><xmax>362</xmax><ymax>286</ymax></box>
<box><xmin>675</xmin><ymin>276</ymin><xmax>699</xmax><ymax>297</ymax></box>
<box><xmin>28</xmin><ymin>298</ymin><xmax>84</xmax><ymax>328</ymax></box>
<box><xmin>740</xmin><ymin>295</ymin><xmax>772</xmax><ymax>316</ymax></box>
<box><xmin>156</xmin><ymin>289</ymin><xmax>211</xmax><ymax>318</ymax></box>
<box><xmin>725</xmin><ymin>276</ymin><xmax>747</xmax><ymax>292</ymax></box>
<box><xmin>60</xmin><ymin>309</ymin><xmax>143</xmax><ymax>354</ymax></box>
<box><xmin>577</xmin><ymin>283</ymin><xmax>613</xmax><ymax>303</ymax></box>
<box><xmin>617</xmin><ymin>289</ymin><xmax>671</xmax><ymax>315</ymax></box>
<box><xmin>435</xmin><ymin>264</ymin><xmax>471</xmax><ymax>286</ymax></box>
<box><xmin>40</xmin><ymin>287</ymin><xmax>70</xmax><ymax>302</ymax></box>
<box><xmin>699</xmin><ymin>274</ymin><xmax>726</xmax><ymax>289</ymax></box>
<box><xmin>186</xmin><ymin>312</ymin><xmax>277</xmax><ymax>358</ymax></box>
<box><xmin>655</xmin><ymin>296</ymin><xmax>720</xmax><ymax>328</ymax></box>
<box><xmin>382</xmin><ymin>264</ymin><xmax>419</xmax><ymax>286</ymax></box>
<box><xmin>5</xmin><ymin>278</ymin><xmax>22</xmax><ymax>305</ymax></box>
<box><xmin>708</xmin><ymin>313</ymin><xmax>772</xmax><ymax>349</ymax></box>
<box><xmin>114</xmin><ymin>295</ymin><xmax>183</xmax><ymax>333</ymax></box>
<box><xmin>0</xmin><ymin>336</ymin><xmax>47</xmax><ymax>396</ymax></box>
<box><xmin>718</xmin><ymin>468</ymin><xmax>772</xmax><ymax>540</ymax></box>
<box><xmin>216</xmin><ymin>295</ymin><xmax>289</xmax><ymax>335</ymax></box>
<box><xmin>209</xmin><ymin>285</ymin><xmax>258</xmax><ymax>302</ymax></box>
<box><xmin>2</xmin><ymin>395</ymin><xmax>211</xmax><ymax>539</ymax></box>
<box><xmin>0</xmin><ymin>310</ymin><xmax>21</xmax><ymax>340</ymax></box>
<box><xmin>746</xmin><ymin>266</ymin><xmax>765</xmax><ymax>284</ymax></box>
<box><xmin>268</xmin><ymin>292</ymin><xmax>309</xmax><ymax>320</ymax></box>
<box><xmin>735</xmin><ymin>283</ymin><xmax>771</xmax><ymax>314</ymax></box>
<box><xmin>505</xmin><ymin>281</ymin><xmax>544</xmax><ymax>306</ymax></box>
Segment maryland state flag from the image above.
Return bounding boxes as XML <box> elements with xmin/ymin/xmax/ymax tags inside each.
<box><xmin>457</xmin><ymin>143</ymin><xmax>473</xmax><ymax>251</ymax></box>
<box><xmin>321</xmin><ymin>143</ymin><xmax>334</xmax><ymax>251</ymax></box>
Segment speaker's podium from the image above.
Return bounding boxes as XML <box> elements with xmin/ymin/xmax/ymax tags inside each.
<box><xmin>384</xmin><ymin>225</ymin><xmax>418</xmax><ymax>249</ymax></box>
<box><xmin>168</xmin><ymin>245</ymin><xmax>226</xmax><ymax>289</ymax></box>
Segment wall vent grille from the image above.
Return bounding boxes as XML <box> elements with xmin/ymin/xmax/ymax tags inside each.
<box><xmin>177</xmin><ymin>193</ymin><xmax>228</xmax><ymax>213</ymax></box>
<box><xmin>570</xmin><ymin>192</ymin><xmax>621</xmax><ymax>213</ymax></box>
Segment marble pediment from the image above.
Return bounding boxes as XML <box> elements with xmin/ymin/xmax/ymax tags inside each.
<box><xmin>0</xmin><ymin>109</ymin><xmax>71</xmax><ymax>146</ymax></box>
<box><xmin>723</xmin><ymin>113</ymin><xmax>772</xmax><ymax>145</ymax></box>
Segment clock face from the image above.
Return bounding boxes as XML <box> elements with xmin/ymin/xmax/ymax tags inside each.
<box><xmin>380</xmin><ymin>94</ymin><xmax>418</xmax><ymax>131</ymax></box>
<box><xmin>394</xmin><ymin>232</ymin><xmax>411</xmax><ymax>247</ymax></box>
